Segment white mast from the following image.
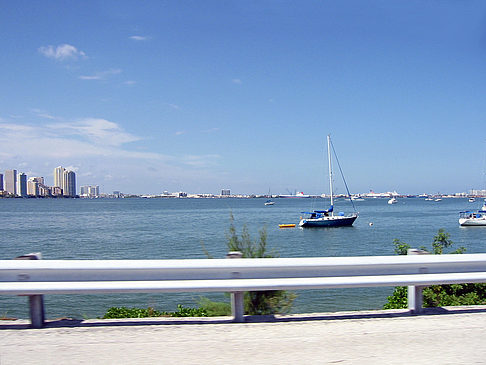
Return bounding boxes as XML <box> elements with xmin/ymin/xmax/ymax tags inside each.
<box><xmin>327</xmin><ymin>134</ymin><xmax>334</xmax><ymax>216</ymax></box>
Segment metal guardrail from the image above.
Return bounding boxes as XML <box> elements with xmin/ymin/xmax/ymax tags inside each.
<box><xmin>1</xmin><ymin>251</ymin><xmax>486</xmax><ymax>328</ymax></box>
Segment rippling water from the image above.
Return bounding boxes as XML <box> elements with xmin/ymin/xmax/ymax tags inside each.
<box><xmin>1</xmin><ymin>197</ymin><xmax>484</xmax><ymax>319</ymax></box>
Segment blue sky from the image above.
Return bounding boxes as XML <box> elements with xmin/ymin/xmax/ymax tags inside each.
<box><xmin>1</xmin><ymin>1</ymin><xmax>486</xmax><ymax>195</ymax></box>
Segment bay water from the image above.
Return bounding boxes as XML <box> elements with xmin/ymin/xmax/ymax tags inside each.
<box><xmin>1</xmin><ymin>197</ymin><xmax>484</xmax><ymax>319</ymax></box>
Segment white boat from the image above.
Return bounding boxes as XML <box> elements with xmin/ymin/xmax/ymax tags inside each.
<box><xmin>351</xmin><ymin>196</ymin><xmax>365</xmax><ymax>201</ymax></box>
<box><xmin>435</xmin><ymin>198</ymin><xmax>442</xmax><ymax>202</ymax></box>
<box><xmin>299</xmin><ymin>135</ymin><xmax>358</xmax><ymax>228</ymax></box>
<box><xmin>264</xmin><ymin>200</ymin><xmax>275</xmax><ymax>206</ymax></box>
<box><xmin>387</xmin><ymin>197</ymin><xmax>397</xmax><ymax>204</ymax></box>
<box><xmin>460</xmin><ymin>199</ymin><xmax>486</xmax><ymax>226</ymax></box>
<box><xmin>469</xmin><ymin>198</ymin><xmax>476</xmax><ymax>203</ymax></box>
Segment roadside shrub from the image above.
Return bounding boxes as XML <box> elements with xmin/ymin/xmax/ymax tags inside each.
<box><xmin>384</xmin><ymin>230</ymin><xmax>484</xmax><ymax>309</ymax></box>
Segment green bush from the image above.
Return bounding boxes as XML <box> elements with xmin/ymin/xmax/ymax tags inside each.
<box><xmin>226</xmin><ymin>214</ymin><xmax>296</xmax><ymax>315</ymax></box>
<box><xmin>102</xmin><ymin>304</ymin><xmax>208</xmax><ymax>319</ymax></box>
<box><xmin>384</xmin><ymin>230</ymin><xmax>484</xmax><ymax>309</ymax></box>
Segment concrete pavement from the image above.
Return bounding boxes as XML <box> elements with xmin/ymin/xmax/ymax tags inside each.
<box><xmin>1</xmin><ymin>306</ymin><xmax>485</xmax><ymax>364</ymax></box>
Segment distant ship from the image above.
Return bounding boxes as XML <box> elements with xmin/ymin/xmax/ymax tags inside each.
<box><xmin>279</xmin><ymin>191</ymin><xmax>311</xmax><ymax>198</ymax></box>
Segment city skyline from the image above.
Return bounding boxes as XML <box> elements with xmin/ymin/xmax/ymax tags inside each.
<box><xmin>1</xmin><ymin>2</ymin><xmax>486</xmax><ymax>195</ymax></box>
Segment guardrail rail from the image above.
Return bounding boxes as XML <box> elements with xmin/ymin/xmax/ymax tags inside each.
<box><xmin>1</xmin><ymin>250</ymin><xmax>486</xmax><ymax>328</ymax></box>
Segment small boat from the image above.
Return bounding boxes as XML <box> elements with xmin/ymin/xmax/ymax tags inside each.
<box><xmin>264</xmin><ymin>199</ymin><xmax>275</xmax><ymax>206</ymax></box>
<box><xmin>299</xmin><ymin>135</ymin><xmax>358</xmax><ymax>228</ymax></box>
<box><xmin>279</xmin><ymin>224</ymin><xmax>296</xmax><ymax>228</ymax></box>
<box><xmin>351</xmin><ymin>196</ymin><xmax>365</xmax><ymax>201</ymax></box>
<box><xmin>387</xmin><ymin>197</ymin><xmax>397</xmax><ymax>204</ymax></box>
<box><xmin>435</xmin><ymin>198</ymin><xmax>442</xmax><ymax>202</ymax></box>
<box><xmin>425</xmin><ymin>197</ymin><xmax>434</xmax><ymax>201</ymax></box>
<box><xmin>469</xmin><ymin>198</ymin><xmax>476</xmax><ymax>203</ymax></box>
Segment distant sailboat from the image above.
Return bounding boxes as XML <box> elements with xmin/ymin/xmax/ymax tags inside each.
<box><xmin>299</xmin><ymin>135</ymin><xmax>358</xmax><ymax>228</ymax></box>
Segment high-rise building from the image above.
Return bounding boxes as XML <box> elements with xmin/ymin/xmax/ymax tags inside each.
<box><xmin>27</xmin><ymin>178</ymin><xmax>39</xmax><ymax>196</ymax></box>
<box><xmin>54</xmin><ymin>166</ymin><xmax>76</xmax><ymax>196</ymax></box>
<box><xmin>0</xmin><ymin>173</ymin><xmax>3</xmax><ymax>191</ymax></box>
<box><xmin>63</xmin><ymin>170</ymin><xmax>76</xmax><ymax>197</ymax></box>
<box><xmin>17</xmin><ymin>172</ymin><xmax>27</xmax><ymax>197</ymax></box>
<box><xmin>221</xmin><ymin>189</ymin><xmax>231</xmax><ymax>196</ymax></box>
<box><xmin>4</xmin><ymin>169</ymin><xmax>17</xmax><ymax>195</ymax></box>
<box><xmin>53</xmin><ymin>166</ymin><xmax>65</xmax><ymax>188</ymax></box>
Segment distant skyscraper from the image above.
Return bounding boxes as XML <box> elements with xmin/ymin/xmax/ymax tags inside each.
<box><xmin>63</xmin><ymin>170</ymin><xmax>76</xmax><ymax>197</ymax></box>
<box><xmin>4</xmin><ymin>170</ymin><xmax>17</xmax><ymax>195</ymax></box>
<box><xmin>221</xmin><ymin>189</ymin><xmax>231</xmax><ymax>196</ymax></box>
<box><xmin>0</xmin><ymin>173</ymin><xmax>3</xmax><ymax>191</ymax></box>
<box><xmin>17</xmin><ymin>172</ymin><xmax>27</xmax><ymax>197</ymax></box>
<box><xmin>53</xmin><ymin>166</ymin><xmax>65</xmax><ymax>188</ymax></box>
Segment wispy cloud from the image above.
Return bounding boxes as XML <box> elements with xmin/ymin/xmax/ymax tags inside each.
<box><xmin>175</xmin><ymin>131</ymin><xmax>185</xmax><ymax>136</ymax></box>
<box><xmin>46</xmin><ymin>118</ymin><xmax>140</xmax><ymax>146</ymax></box>
<box><xmin>79</xmin><ymin>68</ymin><xmax>122</xmax><ymax>80</ymax></box>
<box><xmin>31</xmin><ymin>108</ymin><xmax>58</xmax><ymax>120</ymax></box>
<box><xmin>166</xmin><ymin>103</ymin><xmax>180</xmax><ymax>110</ymax></box>
<box><xmin>123</xmin><ymin>80</ymin><xmax>137</xmax><ymax>85</ymax></box>
<box><xmin>232</xmin><ymin>78</ymin><xmax>242</xmax><ymax>84</ymax></box>
<box><xmin>38</xmin><ymin>44</ymin><xmax>86</xmax><ymax>61</ymax></box>
<box><xmin>0</xmin><ymin>116</ymin><xmax>225</xmax><ymax>193</ymax></box>
<box><xmin>129</xmin><ymin>35</ymin><xmax>149</xmax><ymax>41</ymax></box>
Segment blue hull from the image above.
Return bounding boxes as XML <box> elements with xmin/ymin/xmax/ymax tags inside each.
<box><xmin>300</xmin><ymin>215</ymin><xmax>357</xmax><ymax>228</ymax></box>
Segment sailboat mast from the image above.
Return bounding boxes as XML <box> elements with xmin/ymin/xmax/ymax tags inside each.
<box><xmin>327</xmin><ymin>134</ymin><xmax>334</xmax><ymax>216</ymax></box>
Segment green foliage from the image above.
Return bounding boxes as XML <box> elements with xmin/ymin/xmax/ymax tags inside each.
<box><xmin>197</xmin><ymin>297</ymin><xmax>232</xmax><ymax>316</ymax></box>
<box><xmin>432</xmin><ymin>228</ymin><xmax>453</xmax><ymax>254</ymax></box>
<box><xmin>226</xmin><ymin>213</ymin><xmax>274</xmax><ymax>258</ymax></box>
<box><xmin>102</xmin><ymin>304</ymin><xmax>208</xmax><ymax>319</ymax></box>
<box><xmin>103</xmin><ymin>306</ymin><xmax>165</xmax><ymax>319</ymax></box>
<box><xmin>384</xmin><ymin>230</ymin><xmax>484</xmax><ymax>309</ymax></box>
<box><xmin>383</xmin><ymin>286</ymin><xmax>408</xmax><ymax>309</ymax></box>
<box><xmin>393</xmin><ymin>239</ymin><xmax>410</xmax><ymax>255</ymax></box>
<box><xmin>226</xmin><ymin>213</ymin><xmax>296</xmax><ymax>315</ymax></box>
<box><xmin>171</xmin><ymin>304</ymin><xmax>208</xmax><ymax>317</ymax></box>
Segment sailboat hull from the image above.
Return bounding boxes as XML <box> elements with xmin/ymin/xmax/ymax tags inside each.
<box><xmin>299</xmin><ymin>214</ymin><xmax>358</xmax><ymax>228</ymax></box>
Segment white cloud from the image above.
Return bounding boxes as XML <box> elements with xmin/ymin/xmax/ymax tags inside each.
<box><xmin>38</xmin><ymin>44</ymin><xmax>86</xmax><ymax>61</ymax></box>
<box><xmin>129</xmin><ymin>35</ymin><xmax>149</xmax><ymax>41</ymax></box>
<box><xmin>47</xmin><ymin>118</ymin><xmax>141</xmax><ymax>146</ymax></box>
<box><xmin>0</xmin><ymin>116</ymin><xmax>226</xmax><ymax>194</ymax></box>
<box><xmin>31</xmin><ymin>108</ymin><xmax>58</xmax><ymax>120</ymax></box>
<box><xmin>79</xmin><ymin>68</ymin><xmax>122</xmax><ymax>80</ymax></box>
<box><xmin>232</xmin><ymin>78</ymin><xmax>242</xmax><ymax>84</ymax></box>
<box><xmin>166</xmin><ymin>103</ymin><xmax>180</xmax><ymax>110</ymax></box>
<box><xmin>175</xmin><ymin>131</ymin><xmax>185</xmax><ymax>136</ymax></box>
<box><xmin>123</xmin><ymin>80</ymin><xmax>137</xmax><ymax>85</ymax></box>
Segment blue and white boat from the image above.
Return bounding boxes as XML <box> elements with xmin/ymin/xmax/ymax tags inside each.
<box><xmin>299</xmin><ymin>135</ymin><xmax>358</xmax><ymax>228</ymax></box>
<box><xmin>459</xmin><ymin>199</ymin><xmax>486</xmax><ymax>226</ymax></box>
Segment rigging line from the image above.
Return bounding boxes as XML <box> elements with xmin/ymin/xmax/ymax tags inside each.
<box><xmin>330</xmin><ymin>139</ymin><xmax>357</xmax><ymax>213</ymax></box>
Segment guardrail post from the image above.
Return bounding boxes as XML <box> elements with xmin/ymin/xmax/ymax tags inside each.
<box><xmin>226</xmin><ymin>251</ymin><xmax>244</xmax><ymax>322</ymax></box>
<box><xmin>407</xmin><ymin>249</ymin><xmax>429</xmax><ymax>314</ymax></box>
<box><xmin>14</xmin><ymin>253</ymin><xmax>45</xmax><ymax>328</ymax></box>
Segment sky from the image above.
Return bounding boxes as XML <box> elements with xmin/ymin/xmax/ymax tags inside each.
<box><xmin>1</xmin><ymin>1</ymin><xmax>486</xmax><ymax>195</ymax></box>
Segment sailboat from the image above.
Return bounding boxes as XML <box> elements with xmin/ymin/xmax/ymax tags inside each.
<box><xmin>299</xmin><ymin>135</ymin><xmax>358</xmax><ymax>227</ymax></box>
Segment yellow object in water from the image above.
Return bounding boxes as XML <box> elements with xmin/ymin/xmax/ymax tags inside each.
<box><xmin>279</xmin><ymin>224</ymin><xmax>296</xmax><ymax>228</ymax></box>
